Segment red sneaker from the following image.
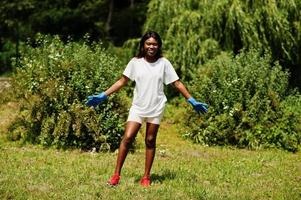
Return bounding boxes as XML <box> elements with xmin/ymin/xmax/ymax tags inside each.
<box><xmin>107</xmin><ymin>174</ymin><xmax>121</xmax><ymax>186</ymax></box>
<box><xmin>140</xmin><ymin>176</ymin><xmax>151</xmax><ymax>187</ymax></box>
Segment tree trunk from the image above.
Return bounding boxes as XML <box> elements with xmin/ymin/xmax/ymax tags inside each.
<box><xmin>106</xmin><ymin>0</ymin><xmax>114</xmax><ymax>32</ymax></box>
<box><xmin>129</xmin><ymin>0</ymin><xmax>134</xmax><ymax>36</ymax></box>
<box><xmin>130</xmin><ymin>0</ymin><xmax>134</xmax><ymax>9</ymax></box>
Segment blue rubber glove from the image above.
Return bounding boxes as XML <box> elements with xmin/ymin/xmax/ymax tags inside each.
<box><xmin>187</xmin><ymin>97</ymin><xmax>208</xmax><ymax>114</ymax></box>
<box><xmin>86</xmin><ymin>92</ymin><xmax>108</xmax><ymax>107</ymax></box>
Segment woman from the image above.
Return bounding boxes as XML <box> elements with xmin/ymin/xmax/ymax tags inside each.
<box><xmin>86</xmin><ymin>31</ymin><xmax>208</xmax><ymax>187</ymax></box>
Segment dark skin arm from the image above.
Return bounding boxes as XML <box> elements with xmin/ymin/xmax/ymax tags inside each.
<box><xmin>172</xmin><ymin>80</ymin><xmax>192</xmax><ymax>99</ymax></box>
<box><xmin>105</xmin><ymin>78</ymin><xmax>191</xmax><ymax>100</ymax></box>
<box><xmin>104</xmin><ymin>75</ymin><xmax>129</xmax><ymax>96</ymax></box>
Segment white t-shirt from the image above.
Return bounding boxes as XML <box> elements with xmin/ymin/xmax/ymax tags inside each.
<box><xmin>123</xmin><ymin>57</ymin><xmax>179</xmax><ymax>117</ymax></box>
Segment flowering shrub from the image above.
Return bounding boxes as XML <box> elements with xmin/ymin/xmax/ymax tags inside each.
<box><xmin>185</xmin><ymin>49</ymin><xmax>301</xmax><ymax>152</ymax></box>
<box><xmin>8</xmin><ymin>35</ymin><xmax>128</xmax><ymax>151</ymax></box>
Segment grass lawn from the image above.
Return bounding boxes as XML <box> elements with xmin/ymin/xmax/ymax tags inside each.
<box><xmin>0</xmin><ymin>103</ymin><xmax>300</xmax><ymax>200</ymax></box>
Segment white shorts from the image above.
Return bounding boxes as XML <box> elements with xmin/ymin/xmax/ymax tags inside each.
<box><xmin>127</xmin><ymin>110</ymin><xmax>163</xmax><ymax>125</ymax></box>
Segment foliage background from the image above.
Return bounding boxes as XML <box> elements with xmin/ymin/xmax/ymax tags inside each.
<box><xmin>185</xmin><ymin>50</ymin><xmax>301</xmax><ymax>152</ymax></box>
<box><xmin>139</xmin><ymin>0</ymin><xmax>301</xmax><ymax>151</ymax></box>
<box><xmin>144</xmin><ymin>0</ymin><xmax>301</xmax><ymax>88</ymax></box>
<box><xmin>0</xmin><ymin>0</ymin><xmax>300</xmax><ymax>151</ymax></box>
<box><xmin>7</xmin><ymin>35</ymin><xmax>129</xmax><ymax>151</ymax></box>
<box><xmin>0</xmin><ymin>0</ymin><xmax>150</xmax><ymax>73</ymax></box>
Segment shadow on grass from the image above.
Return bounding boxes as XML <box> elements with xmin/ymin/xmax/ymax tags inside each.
<box><xmin>135</xmin><ymin>169</ymin><xmax>176</xmax><ymax>184</ymax></box>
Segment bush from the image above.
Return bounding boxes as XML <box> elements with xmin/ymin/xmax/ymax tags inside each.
<box><xmin>185</xmin><ymin>49</ymin><xmax>301</xmax><ymax>152</ymax></box>
<box><xmin>0</xmin><ymin>40</ymin><xmax>17</xmax><ymax>74</ymax></box>
<box><xmin>8</xmin><ymin>34</ymin><xmax>128</xmax><ymax>151</ymax></box>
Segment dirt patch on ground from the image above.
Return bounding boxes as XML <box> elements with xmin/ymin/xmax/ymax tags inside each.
<box><xmin>0</xmin><ymin>77</ymin><xmax>11</xmax><ymax>93</ymax></box>
<box><xmin>0</xmin><ymin>102</ymin><xmax>19</xmax><ymax>134</ymax></box>
<box><xmin>0</xmin><ymin>78</ymin><xmax>17</xmax><ymax>135</ymax></box>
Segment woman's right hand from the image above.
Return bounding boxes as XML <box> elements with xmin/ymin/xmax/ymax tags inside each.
<box><xmin>86</xmin><ymin>92</ymin><xmax>108</xmax><ymax>107</ymax></box>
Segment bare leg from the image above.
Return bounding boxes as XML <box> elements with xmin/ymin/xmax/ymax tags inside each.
<box><xmin>114</xmin><ymin>121</ymin><xmax>141</xmax><ymax>175</ymax></box>
<box><xmin>143</xmin><ymin>122</ymin><xmax>159</xmax><ymax>177</ymax></box>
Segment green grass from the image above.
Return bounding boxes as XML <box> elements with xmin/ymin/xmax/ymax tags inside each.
<box><xmin>0</xmin><ymin>103</ymin><xmax>300</xmax><ymax>200</ymax></box>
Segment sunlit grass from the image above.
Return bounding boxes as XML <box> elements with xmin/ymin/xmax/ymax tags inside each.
<box><xmin>0</xmin><ymin>104</ymin><xmax>300</xmax><ymax>200</ymax></box>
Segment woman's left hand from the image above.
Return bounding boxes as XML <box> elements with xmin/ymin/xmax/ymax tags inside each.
<box><xmin>187</xmin><ymin>97</ymin><xmax>208</xmax><ymax>114</ymax></box>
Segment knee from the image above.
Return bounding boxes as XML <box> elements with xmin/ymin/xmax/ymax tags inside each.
<box><xmin>122</xmin><ymin>135</ymin><xmax>134</xmax><ymax>146</ymax></box>
<box><xmin>145</xmin><ymin>136</ymin><xmax>156</xmax><ymax>148</ymax></box>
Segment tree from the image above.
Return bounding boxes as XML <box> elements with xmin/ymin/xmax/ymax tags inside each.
<box><xmin>144</xmin><ymin>0</ymin><xmax>301</xmax><ymax>89</ymax></box>
<box><xmin>0</xmin><ymin>0</ymin><xmax>36</xmax><ymax>72</ymax></box>
<box><xmin>0</xmin><ymin>0</ymin><xmax>150</xmax><ymax>73</ymax></box>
